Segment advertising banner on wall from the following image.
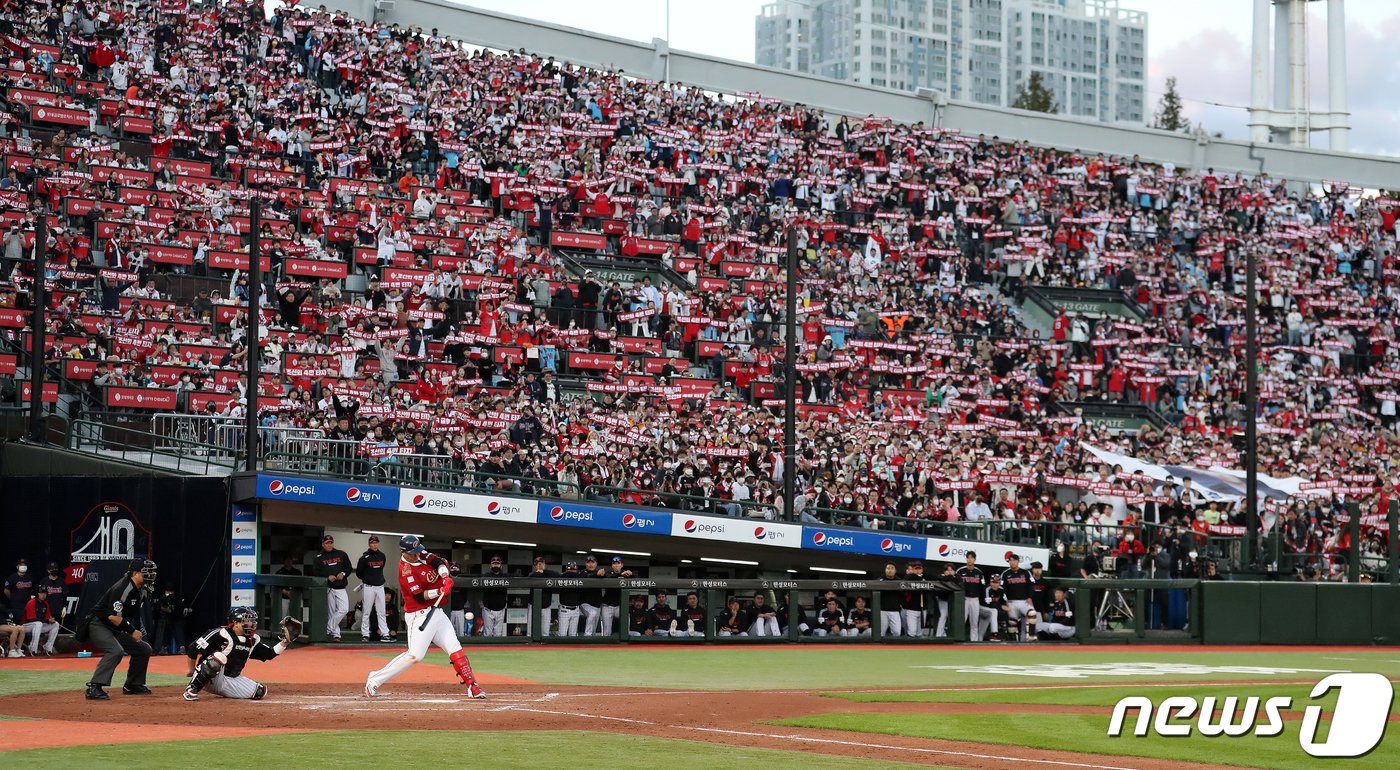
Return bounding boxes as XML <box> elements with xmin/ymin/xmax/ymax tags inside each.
<box><xmin>536</xmin><ymin>500</ymin><xmax>673</xmax><ymax>534</ymax></box>
<box><xmin>230</xmin><ymin>503</ymin><xmax>257</xmax><ymax>609</ymax></box>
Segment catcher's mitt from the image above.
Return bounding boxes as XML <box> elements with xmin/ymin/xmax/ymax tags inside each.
<box><xmin>279</xmin><ymin>615</ymin><xmax>303</xmax><ymax>645</ymax></box>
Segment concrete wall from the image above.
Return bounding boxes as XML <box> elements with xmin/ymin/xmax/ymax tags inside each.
<box><xmin>324</xmin><ymin>0</ymin><xmax>1400</xmax><ymax>189</ymax></box>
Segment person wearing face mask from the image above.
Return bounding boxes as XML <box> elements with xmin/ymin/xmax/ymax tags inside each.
<box><xmin>38</xmin><ymin>563</ymin><xmax>67</xmax><ymax>620</ymax></box>
<box><xmin>4</xmin><ymin>560</ymin><xmax>35</xmax><ymax>629</ymax></box>
<box><xmin>1114</xmin><ymin>532</ymin><xmax>1146</xmax><ymax>578</ymax></box>
<box><xmin>1048</xmin><ymin>542</ymin><xmax>1072</xmax><ymax>578</ymax></box>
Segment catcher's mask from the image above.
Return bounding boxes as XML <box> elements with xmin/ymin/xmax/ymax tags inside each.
<box><xmin>228</xmin><ymin>606</ymin><xmax>258</xmax><ymax>631</ymax></box>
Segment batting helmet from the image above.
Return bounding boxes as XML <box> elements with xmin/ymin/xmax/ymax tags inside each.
<box><xmin>399</xmin><ymin>534</ymin><xmax>426</xmax><ymax>555</ymax></box>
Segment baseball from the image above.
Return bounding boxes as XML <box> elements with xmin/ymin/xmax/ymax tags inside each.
<box><xmin>465</xmin><ymin>612</ymin><xmax>474</xmax><ymax>620</ymax></box>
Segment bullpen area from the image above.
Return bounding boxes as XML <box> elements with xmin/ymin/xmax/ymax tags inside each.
<box><xmin>1</xmin><ymin>645</ymin><xmax>1396</xmax><ymax>769</ymax></box>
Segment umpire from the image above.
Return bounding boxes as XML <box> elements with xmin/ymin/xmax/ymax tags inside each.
<box><xmin>82</xmin><ymin>559</ymin><xmax>156</xmax><ymax>700</ymax></box>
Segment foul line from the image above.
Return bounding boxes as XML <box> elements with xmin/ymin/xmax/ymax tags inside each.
<box><xmin>501</xmin><ymin>707</ymin><xmax>1147</xmax><ymax>770</ymax></box>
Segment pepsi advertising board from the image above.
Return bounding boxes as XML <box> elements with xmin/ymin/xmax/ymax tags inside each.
<box><xmin>536</xmin><ymin>501</ymin><xmax>672</xmax><ymax>534</ymax></box>
<box><xmin>669</xmin><ymin>515</ymin><xmax>802</xmax><ymax>549</ymax></box>
<box><xmin>926</xmin><ymin>537</ymin><xmax>1049</xmax><ymax>568</ymax></box>
<box><xmin>229</xmin><ymin>503</ymin><xmax>257</xmax><ymax>608</ymax></box>
<box><xmin>258</xmin><ymin>475</ymin><xmax>397</xmax><ymax>510</ymax></box>
<box><xmin>396</xmin><ymin>488</ymin><xmax>537</xmax><ymax>523</ymax></box>
<box><xmin>802</xmin><ymin>527</ymin><xmax>923</xmax><ymax>558</ymax></box>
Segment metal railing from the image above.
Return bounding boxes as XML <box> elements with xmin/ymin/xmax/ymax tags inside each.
<box><xmin>263</xmin><ymin>440</ymin><xmax>580</xmax><ymax>497</ymax></box>
<box><xmin>69</xmin><ymin>419</ymin><xmax>242</xmax><ymax>475</ymax></box>
<box><xmin>152</xmin><ymin>412</ymin><xmax>323</xmax><ymax>458</ymax></box>
<box><xmin>582</xmin><ymin>484</ymin><xmax>779</xmax><ymax>519</ymax></box>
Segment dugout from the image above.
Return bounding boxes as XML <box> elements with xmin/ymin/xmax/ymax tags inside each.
<box><xmin>230</xmin><ymin>470</ymin><xmax>1050</xmax><ymax>642</ymax></box>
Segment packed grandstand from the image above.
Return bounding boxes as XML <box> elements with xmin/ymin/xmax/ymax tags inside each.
<box><xmin>0</xmin><ymin>0</ymin><xmax>1394</xmax><ymax>580</ymax></box>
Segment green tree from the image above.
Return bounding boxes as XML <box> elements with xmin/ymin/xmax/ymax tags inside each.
<box><xmin>1011</xmin><ymin>71</ymin><xmax>1058</xmax><ymax>114</ymax></box>
<box><xmin>1153</xmin><ymin>76</ymin><xmax>1191</xmax><ymax>132</ymax></box>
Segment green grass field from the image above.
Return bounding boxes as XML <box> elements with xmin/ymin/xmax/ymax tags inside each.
<box><xmin>439</xmin><ymin>646</ymin><xmax>1400</xmax><ymax>690</ymax></box>
<box><xmin>3</xmin><ymin>647</ymin><xmax>1397</xmax><ymax>769</ymax></box>
<box><xmin>0</xmin><ymin>670</ymin><xmax>188</xmax><ymax>696</ymax></box>
<box><xmin>772</xmin><ymin>713</ymin><xmax>1398</xmax><ymax>770</ymax></box>
<box><xmin>821</xmin><ymin>682</ymin><xmax>1326</xmax><ymax>705</ymax></box>
<box><xmin>0</xmin><ymin>730</ymin><xmax>936</xmax><ymax>770</ymax></box>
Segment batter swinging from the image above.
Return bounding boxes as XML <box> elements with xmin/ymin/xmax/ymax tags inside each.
<box><xmin>364</xmin><ymin>536</ymin><xmax>485</xmax><ymax>699</ymax></box>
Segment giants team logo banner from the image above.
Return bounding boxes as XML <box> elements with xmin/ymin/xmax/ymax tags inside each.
<box><xmin>803</xmin><ymin>527</ymin><xmax>922</xmax><ymax>558</ymax></box>
<box><xmin>395</xmin><ymin>489</ymin><xmax>536</xmax><ymax>523</ymax></box>
<box><xmin>669</xmin><ymin>516</ymin><xmax>802</xmax><ymax>549</ymax></box>
<box><xmin>536</xmin><ymin>501</ymin><xmax>672</xmax><ymax>533</ymax></box>
<box><xmin>70</xmin><ymin>501</ymin><xmax>151</xmax><ymax>563</ymax></box>
<box><xmin>229</xmin><ymin>503</ymin><xmax>257</xmax><ymax>609</ymax></box>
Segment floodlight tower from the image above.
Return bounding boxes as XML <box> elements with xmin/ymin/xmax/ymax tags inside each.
<box><xmin>1248</xmin><ymin>0</ymin><xmax>1349</xmax><ymax>151</ymax></box>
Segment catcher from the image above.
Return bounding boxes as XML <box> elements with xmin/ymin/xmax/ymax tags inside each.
<box><xmin>182</xmin><ymin>607</ymin><xmax>301</xmax><ymax>701</ymax></box>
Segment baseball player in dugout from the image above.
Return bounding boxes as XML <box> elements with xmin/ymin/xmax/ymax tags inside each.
<box><xmin>1039</xmin><ymin>586</ymin><xmax>1077</xmax><ymax>639</ymax></box>
<box><xmin>1000</xmin><ymin>554</ymin><xmax>1035</xmax><ymax>641</ymax></box>
<box><xmin>556</xmin><ymin>561</ymin><xmax>585</xmax><ymax>636</ymax></box>
<box><xmin>877</xmin><ymin>562</ymin><xmax>903</xmax><ymax>637</ymax></box>
<box><xmin>954</xmin><ymin>552</ymin><xmax>987</xmax><ymax>641</ymax></box>
<box><xmin>900</xmin><ymin>560</ymin><xmax>926</xmax><ymax>637</ymax></box>
<box><xmin>647</xmin><ymin>590</ymin><xmax>678</xmax><ymax>636</ymax></box>
<box><xmin>364</xmin><ymin>536</ymin><xmax>486</xmax><ymax>699</ymax></box>
<box><xmin>580</xmin><ymin>554</ymin><xmax>602</xmax><ymax>635</ymax></box>
<box><xmin>183</xmin><ymin>608</ymin><xmax>301</xmax><ymax>701</ymax></box>
<box><xmin>314</xmin><ymin>535</ymin><xmax>352</xmax><ymax>642</ymax></box>
<box><xmin>676</xmin><ymin>592</ymin><xmax>707</xmax><ymax>637</ymax></box>
<box><xmin>597</xmin><ymin>555</ymin><xmax>633</xmax><ymax>636</ymax></box>
<box><xmin>480</xmin><ymin>555</ymin><xmax>509</xmax><ymax>637</ymax></box>
<box><xmin>355</xmin><ymin>535</ymin><xmax>393</xmax><ymax>642</ymax></box>
<box><xmin>81</xmin><ymin>559</ymin><xmax>156</xmax><ymax>700</ymax></box>
<box><xmin>529</xmin><ymin>555</ymin><xmax>559</xmax><ymax>636</ymax></box>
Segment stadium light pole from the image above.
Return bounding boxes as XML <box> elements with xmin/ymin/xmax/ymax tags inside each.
<box><xmin>245</xmin><ymin>199</ymin><xmax>262</xmax><ymax>473</ymax></box>
<box><xmin>28</xmin><ymin>215</ymin><xmax>47</xmax><ymax>443</ymax></box>
<box><xmin>783</xmin><ymin>227</ymin><xmax>797</xmax><ymax>523</ymax></box>
<box><xmin>1244</xmin><ymin>244</ymin><xmax>1259</xmax><ymax>568</ymax></box>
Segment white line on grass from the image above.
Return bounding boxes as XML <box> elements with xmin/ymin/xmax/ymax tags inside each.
<box><xmin>502</xmin><ymin>707</ymin><xmax>1148</xmax><ymax>770</ymax></box>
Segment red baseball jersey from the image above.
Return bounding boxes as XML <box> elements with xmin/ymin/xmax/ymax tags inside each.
<box><xmin>398</xmin><ymin>554</ymin><xmax>448</xmax><ymax>613</ymax></box>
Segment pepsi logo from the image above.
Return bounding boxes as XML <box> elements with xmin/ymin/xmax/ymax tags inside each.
<box><xmin>550</xmin><ymin>506</ymin><xmax>564</xmax><ymax>521</ymax></box>
<box><xmin>1004</xmin><ymin>550</ymin><xmax>1015</xmax><ymax>563</ymax></box>
<box><xmin>487</xmin><ymin>501</ymin><xmax>502</xmax><ymax>515</ymax></box>
<box><xmin>813</xmin><ymin>532</ymin><xmax>827</xmax><ymax>545</ymax></box>
<box><xmin>268</xmin><ymin>480</ymin><xmax>284</xmax><ymax>494</ymax></box>
<box><xmin>346</xmin><ymin>487</ymin><xmax>361</xmax><ymax>502</ymax></box>
<box><xmin>753</xmin><ymin>526</ymin><xmax>766</xmax><ymax>540</ymax></box>
<box><xmin>684</xmin><ymin>519</ymin><xmax>698</xmax><ymax>533</ymax></box>
<box><xmin>412</xmin><ymin>494</ymin><xmax>427</xmax><ymax>509</ymax></box>
<box><xmin>880</xmin><ymin>538</ymin><xmax>895</xmax><ymax>552</ymax></box>
<box><xmin>622</xmin><ymin>513</ymin><xmax>637</xmax><ymax>528</ymax></box>
<box><xmin>938</xmin><ymin>544</ymin><xmax>951</xmax><ymax>557</ymax></box>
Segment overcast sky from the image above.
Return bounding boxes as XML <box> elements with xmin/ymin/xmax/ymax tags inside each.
<box><xmin>449</xmin><ymin>0</ymin><xmax>1399</xmax><ymax>155</ymax></box>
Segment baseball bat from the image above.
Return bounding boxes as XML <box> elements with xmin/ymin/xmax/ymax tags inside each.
<box><xmin>419</xmin><ymin>588</ymin><xmax>446</xmax><ymax>631</ymax></box>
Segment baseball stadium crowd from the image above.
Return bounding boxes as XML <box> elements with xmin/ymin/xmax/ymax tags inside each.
<box><xmin>0</xmin><ymin>0</ymin><xmax>1396</xmax><ymax>582</ymax></box>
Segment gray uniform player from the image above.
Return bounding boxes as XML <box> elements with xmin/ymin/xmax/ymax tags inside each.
<box><xmin>183</xmin><ymin>608</ymin><xmax>300</xmax><ymax>701</ymax></box>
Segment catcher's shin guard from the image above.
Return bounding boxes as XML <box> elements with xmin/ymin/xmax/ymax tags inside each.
<box><xmin>187</xmin><ymin>656</ymin><xmax>223</xmax><ymax>695</ymax></box>
<box><xmin>448</xmin><ymin>649</ymin><xmax>477</xmax><ymax>686</ymax></box>
<box><xmin>252</xmin><ymin>683</ymin><xmax>267</xmax><ymax>700</ymax></box>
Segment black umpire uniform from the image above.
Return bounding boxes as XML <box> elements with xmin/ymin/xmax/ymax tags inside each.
<box><xmin>82</xmin><ymin>559</ymin><xmax>155</xmax><ymax>699</ymax></box>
